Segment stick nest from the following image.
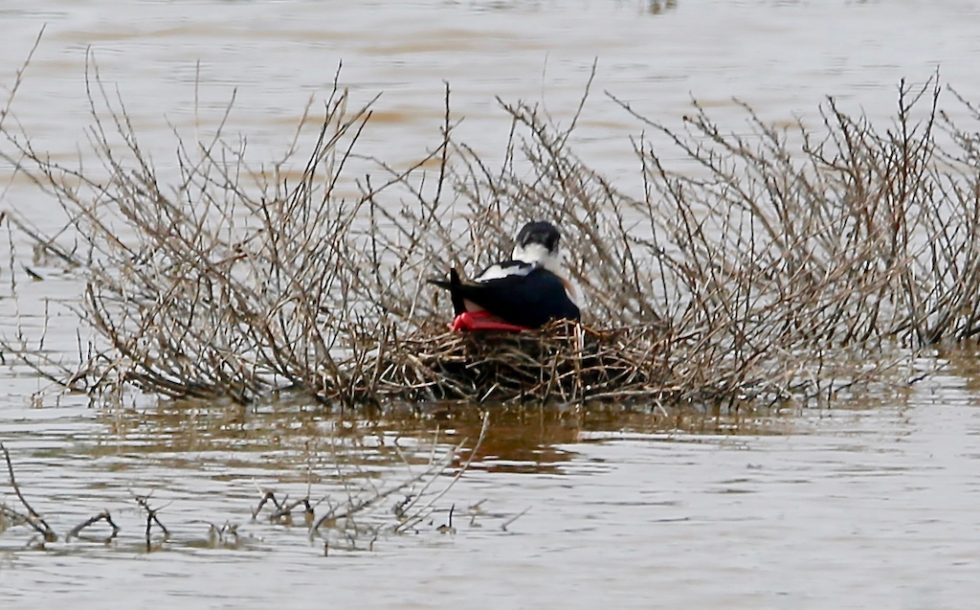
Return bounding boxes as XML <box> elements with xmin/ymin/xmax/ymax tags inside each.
<box><xmin>362</xmin><ymin>322</ymin><xmax>680</xmax><ymax>404</ymax></box>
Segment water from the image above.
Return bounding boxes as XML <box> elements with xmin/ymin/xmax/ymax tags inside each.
<box><xmin>2</xmin><ymin>1</ymin><xmax>980</xmax><ymax>608</ymax></box>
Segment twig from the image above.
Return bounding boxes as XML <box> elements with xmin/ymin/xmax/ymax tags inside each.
<box><xmin>67</xmin><ymin>510</ymin><xmax>121</xmax><ymax>542</ymax></box>
<box><xmin>133</xmin><ymin>493</ymin><xmax>170</xmax><ymax>551</ymax></box>
<box><xmin>501</xmin><ymin>506</ymin><xmax>530</xmax><ymax>532</ymax></box>
<box><xmin>0</xmin><ymin>442</ymin><xmax>57</xmax><ymax>542</ymax></box>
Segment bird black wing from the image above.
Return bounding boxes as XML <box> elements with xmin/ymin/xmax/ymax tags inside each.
<box><xmin>454</xmin><ymin>267</ymin><xmax>580</xmax><ymax>328</ymax></box>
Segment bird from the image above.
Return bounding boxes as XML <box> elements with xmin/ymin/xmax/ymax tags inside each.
<box><xmin>430</xmin><ymin>221</ymin><xmax>581</xmax><ymax>331</ymax></box>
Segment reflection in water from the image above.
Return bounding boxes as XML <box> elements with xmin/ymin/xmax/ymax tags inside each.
<box><xmin>0</xmin><ymin>396</ymin><xmax>800</xmax><ymax>558</ymax></box>
<box><xmin>938</xmin><ymin>344</ymin><xmax>980</xmax><ymax>395</ymax></box>
<box><xmin>3</xmin><ymin>395</ymin><xmax>796</xmax><ymax>551</ymax></box>
<box><xmin>648</xmin><ymin>0</ymin><xmax>678</xmax><ymax>15</ymax></box>
<box><xmin>87</xmin><ymin>398</ymin><xmax>795</xmax><ymax>476</ymax></box>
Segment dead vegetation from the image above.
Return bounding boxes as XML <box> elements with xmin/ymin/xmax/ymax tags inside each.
<box><xmin>1</xmin><ymin>49</ymin><xmax>978</xmax><ymax>407</ymax></box>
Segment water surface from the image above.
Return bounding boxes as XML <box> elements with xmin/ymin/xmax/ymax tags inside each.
<box><xmin>2</xmin><ymin>1</ymin><xmax>980</xmax><ymax>608</ymax></box>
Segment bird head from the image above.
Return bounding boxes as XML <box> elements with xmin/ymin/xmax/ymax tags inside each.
<box><xmin>512</xmin><ymin>221</ymin><xmax>563</xmax><ymax>273</ymax></box>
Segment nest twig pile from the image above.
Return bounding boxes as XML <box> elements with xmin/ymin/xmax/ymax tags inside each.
<box><xmin>2</xmin><ymin>51</ymin><xmax>979</xmax><ymax>407</ymax></box>
<box><xmin>355</xmin><ymin>322</ymin><xmax>671</xmax><ymax>404</ymax></box>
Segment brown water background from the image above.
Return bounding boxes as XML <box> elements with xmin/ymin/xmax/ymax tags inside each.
<box><xmin>2</xmin><ymin>1</ymin><xmax>980</xmax><ymax>608</ymax></box>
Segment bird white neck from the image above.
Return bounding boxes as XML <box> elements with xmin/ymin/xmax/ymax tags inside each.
<box><xmin>512</xmin><ymin>243</ymin><xmax>562</xmax><ymax>274</ymax></box>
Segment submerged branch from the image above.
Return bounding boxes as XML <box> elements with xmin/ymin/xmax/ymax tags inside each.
<box><xmin>1</xmin><ymin>442</ymin><xmax>57</xmax><ymax>542</ymax></box>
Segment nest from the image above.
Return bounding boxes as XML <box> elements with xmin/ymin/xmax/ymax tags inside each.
<box><xmin>359</xmin><ymin>322</ymin><xmax>677</xmax><ymax>404</ymax></box>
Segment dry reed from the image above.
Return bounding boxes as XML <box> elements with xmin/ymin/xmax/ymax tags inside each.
<box><xmin>1</xmin><ymin>52</ymin><xmax>978</xmax><ymax>408</ymax></box>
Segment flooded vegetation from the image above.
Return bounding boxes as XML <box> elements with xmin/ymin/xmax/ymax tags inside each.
<box><xmin>3</xmin><ymin>61</ymin><xmax>976</xmax><ymax>409</ymax></box>
<box><xmin>2</xmin><ymin>1</ymin><xmax>980</xmax><ymax>608</ymax></box>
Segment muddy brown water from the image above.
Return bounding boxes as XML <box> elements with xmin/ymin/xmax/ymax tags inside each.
<box><xmin>2</xmin><ymin>1</ymin><xmax>980</xmax><ymax>608</ymax></box>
